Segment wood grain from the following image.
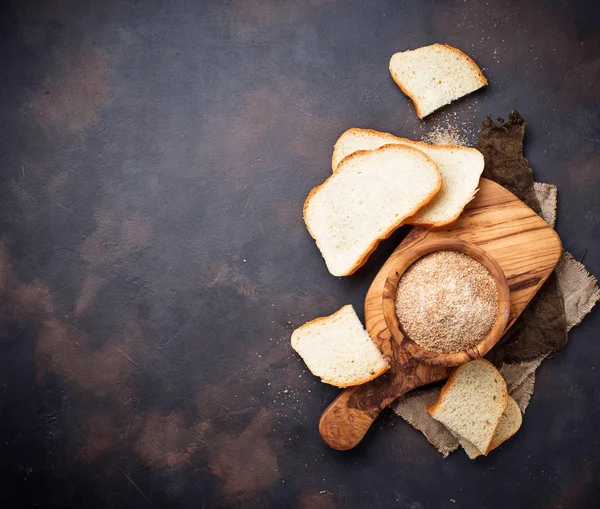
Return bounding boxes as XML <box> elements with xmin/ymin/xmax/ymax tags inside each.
<box><xmin>319</xmin><ymin>178</ymin><xmax>563</xmax><ymax>450</ymax></box>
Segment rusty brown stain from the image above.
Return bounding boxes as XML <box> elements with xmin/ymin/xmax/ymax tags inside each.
<box><xmin>12</xmin><ymin>282</ymin><xmax>55</xmax><ymax>317</ymax></box>
<box><xmin>225</xmin><ymin>88</ymin><xmax>285</xmax><ymax>168</ymax></box>
<box><xmin>0</xmin><ymin>240</ymin><xmax>54</xmax><ymax>317</ymax></box>
<box><xmin>80</xmin><ymin>210</ymin><xmax>151</xmax><ymax>266</ymax></box>
<box><xmin>46</xmin><ymin>170</ymin><xmax>70</xmax><ymax>196</ymax></box>
<box><xmin>201</xmin><ymin>81</ymin><xmax>298</xmax><ymax>179</ymax></box>
<box><xmin>271</xmin><ymin>199</ymin><xmax>299</xmax><ymax>229</ymax></box>
<box><xmin>230</xmin><ymin>0</ymin><xmax>331</xmax><ymax>38</ymax></box>
<box><xmin>209</xmin><ymin>410</ymin><xmax>279</xmax><ymax>504</ymax></box>
<box><xmin>287</xmin><ymin>95</ymin><xmax>335</xmax><ymax>167</ymax></box>
<box><xmin>134</xmin><ymin>411</ymin><xmax>209</xmax><ymax>469</ymax></box>
<box><xmin>201</xmin><ymin>75</ymin><xmax>338</xmax><ymax>188</ymax></box>
<box><xmin>1</xmin><ymin>242</ymin><xmax>285</xmax><ymax>483</ymax></box>
<box><xmin>9</xmin><ymin>180</ymin><xmax>37</xmax><ymax>207</ymax></box>
<box><xmin>1</xmin><ymin>237</ymin><xmax>238</xmax><ymax>472</ymax></box>
<box><xmin>0</xmin><ymin>239</ymin><xmax>11</xmax><ymax>294</ymax></box>
<box><xmin>0</xmin><ymin>239</ymin><xmax>151</xmax><ymax>464</ymax></box>
<box><xmin>74</xmin><ymin>274</ymin><xmax>103</xmax><ymax>315</ymax></box>
<box><xmin>203</xmin><ymin>260</ymin><xmax>262</xmax><ymax>302</ymax></box>
<box><xmin>77</xmin><ymin>413</ymin><xmax>119</xmax><ymax>462</ymax></box>
<box><xmin>307</xmin><ymin>0</ymin><xmax>333</xmax><ymax>6</ymax></box>
<box><xmin>35</xmin><ymin>317</ymin><xmax>144</xmax><ymax>405</ymax></box>
<box><xmin>131</xmin><ymin>382</ymin><xmax>255</xmax><ymax>471</ymax></box>
<box><xmin>297</xmin><ymin>492</ymin><xmax>339</xmax><ymax>509</ymax></box>
<box><xmin>199</xmin><ymin>74</ymin><xmax>335</xmax><ymax>194</ymax></box>
<box><xmin>33</xmin><ymin>315</ymin><xmax>147</xmax><ymax>461</ymax></box>
<box><xmin>29</xmin><ymin>45</ymin><xmax>110</xmax><ymax>134</ymax></box>
<box><xmin>237</xmin><ymin>285</ymin><xmax>258</xmax><ymax>300</ymax></box>
<box><xmin>230</xmin><ymin>0</ymin><xmax>301</xmax><ymax>37</ymax></box>
<box><xmin>545</xmin><ymin>462</ymin><xmax>594</xmax><ymax>509</ymax></box>
<box><xmin>560</xmin><ymin>148</ymin><xmax>600</xmax><ymax>193</ymax></box>
<box><xmin>560</xmin><ymin>34</ymin><xmax>600</xmax><ymax>100</ymax></box>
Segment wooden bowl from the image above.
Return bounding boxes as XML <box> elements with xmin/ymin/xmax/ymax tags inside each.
<box><xmin>381</xmin><ymin>239</ymin><xmax>511</xmax><ymax>367</ymax></box>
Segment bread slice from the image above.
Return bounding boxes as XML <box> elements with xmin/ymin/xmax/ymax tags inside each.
<box><xmin>427</xmin><ymin>359</ymin><xmax>508</xmax><ymax>455</ymax></box>
<box><xmin>332</xmin><ymin>129</ymin><xmax>401</xmax><ymax>171</ymax></box>
<box><xmin>331</xmin><ymin>128</ymin><xmax>484</xmax><ymax>228</ymax></box>
<box><xmin>389</xmin><ymin>44</ymin><xmax>487</xmax><ymax>119</ymax></box>
<box><xmin>304</xmin><ymin>145</ymin><xmax>441</xmax><ymax>276</ymax></box>
<box><xmin>291</xmin><ymin>305</ymin><xmax>390</xmax><ymax>388</ymax></box>
<box><xmin>458</xmin><ymin>396</ymin><xmax>522</xmax><ymax>459</ymax></box>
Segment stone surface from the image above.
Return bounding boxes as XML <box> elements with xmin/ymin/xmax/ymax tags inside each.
<box><xmin>0</xmin><ymin>0</ymin><xmax>599</xmax><ymax>507</ymax></box>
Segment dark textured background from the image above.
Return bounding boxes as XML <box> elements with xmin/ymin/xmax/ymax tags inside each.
<box><xmin>1</xmin><ymin>0</ymin><xmax>599</xmax><ymax>507</ymax></box>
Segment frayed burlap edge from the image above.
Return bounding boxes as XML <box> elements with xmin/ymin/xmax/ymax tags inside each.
<box><xmin>556</xmin><ymin>252</ymin><xmax>600</xmax><ymax>332</ymax></box>
<box><xmin>533</xmin><ymin>182</ymin><xmax>557</xmax><ymax>227</ymax></box>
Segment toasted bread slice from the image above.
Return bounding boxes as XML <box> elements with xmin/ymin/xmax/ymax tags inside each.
<box><xmin>332</xmin><ymin>128</ymin><xmax>484</xmax><ymax>228</ymax></box>
<box><xmin>304</xmin><ymin>144</ymin><xmax>441</xmax><ymax>276</ymax></box>
<box><xmin>458</xmin><ymin>396</ymin><xmax>522</xmax><ymax>459</ymax></box>
<box><xmin>427</xmin><ymin>359</ymin><xmax>508</xmax><ymax>455</ymax></box>
<box><xmin>291</xmin><ymin>305</ymin><xmax>390</xmax><ymax>388</ymax></box>
<box><xmin>389</xmin><ymin>43</ymin><xmax>487</xmax><ymax>119</ymax></box>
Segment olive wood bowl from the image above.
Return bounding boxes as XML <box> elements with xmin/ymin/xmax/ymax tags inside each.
<box><xmin>381</xmin><ymin>238</ymin><xmax>511</xmax><ymax>367</ymax></box>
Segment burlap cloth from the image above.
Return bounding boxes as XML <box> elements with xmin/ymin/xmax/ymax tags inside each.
<box><xmin>393</xmin><ymin>112</ymin><xmax>600</xmax><ymax>456</ymax></box>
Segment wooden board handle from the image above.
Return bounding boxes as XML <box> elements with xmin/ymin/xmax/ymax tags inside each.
<box><xmin>318</xmin><ymin>384</ymin><xmax>397</xmax><ymax>451</ymax></box>
<box><xmin>319</xmin><ymin>362</ymin><xmax>450</xmax><ymax>450</ymax></box>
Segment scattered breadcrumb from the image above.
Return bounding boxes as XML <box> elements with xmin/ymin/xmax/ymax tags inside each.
<box><xmin>419</xmin><ymin>103</ymin><xmax>480</xmax><ymax>147</ymax></box>
<box><xmin>421</xmin><ymin>124</ymin><xmax>469</xmax><ymax>146</ymax></box>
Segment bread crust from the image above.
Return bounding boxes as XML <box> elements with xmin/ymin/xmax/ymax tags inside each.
<box><xmin>321</xmin><ymin>363</ymin><xmax>390</xmax><ymax>388</ymax></box>
<box><xmin>333</xmin><ymin>128</ymin><xmax>482</xmax><ymax>173</ymax></box>
<box><xmin>291</xmin><ymin>305</ymin><xmax>391</xmax><ymax>388</ymax></box>
<box><xmin>406</xmin><ymin>187</ymin><xmax>480</xmax><ymax>230</ymax></box>
<box><xmin>304</xmin><ymin>144</ymin><xmax>442</xmax><ymax>276</ymax></box>
<box><xmin>426</xmin><ymin>358</ymin><xmax>508</xmax><ymax>456</ymax></box>
<box><xmin>488</xmin><ymin>397</ymin><xmax>522</xmax><ymax>451</ymax></box>
<box><xmin>290</xmin><ymin>304</ymin><xmax>352</xmax><ymax>348</ymax></box>
<box><xmin>332</xmin><ymin>128</ymin><xmax>483</xmax><ymax>228</ymax></box>
<box><xmin>332</xmin><ymin>128</ymin><xmax>400</xmax><ymax>171</ymax></box>
<box><xmin>389</xmin><ymin>43</ymin><xmax>488</xmax><ymax>119</ymax></box>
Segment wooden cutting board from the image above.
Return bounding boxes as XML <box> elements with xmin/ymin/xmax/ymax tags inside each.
<box><xmin>319</xmin><ymin>178</ymin><xmax>563</xmax><ymax>450</ymax></box>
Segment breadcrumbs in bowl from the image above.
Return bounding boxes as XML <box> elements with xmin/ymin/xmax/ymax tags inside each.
<box><xmin>394</xmin><ymin>250</ymin><xmax>499</xmax><ymax>354</ymax></box>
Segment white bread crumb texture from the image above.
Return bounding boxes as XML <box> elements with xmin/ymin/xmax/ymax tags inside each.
<box><xmin>458</xmin><ymin>396</ymin><xmax>523</xmax><ymax>459</ymax></box>
<box><xmin>290</xmin><ymin>305</ymin><xmax>389</xmax><ymax>388</ymax></box>
<box><xmin>428</xmin><ymin>359</ymin><xmax>507</xmax><ymax>454</ymax></box>
<box><xmin>305</xmin><ymin>145</ymin><xmax>441</xmax><ymax>276</ymax></box>
<box><xmin>389</xmin><ymin>43</ymin><xmax>487</xmax><ymax>118</ymax></box>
